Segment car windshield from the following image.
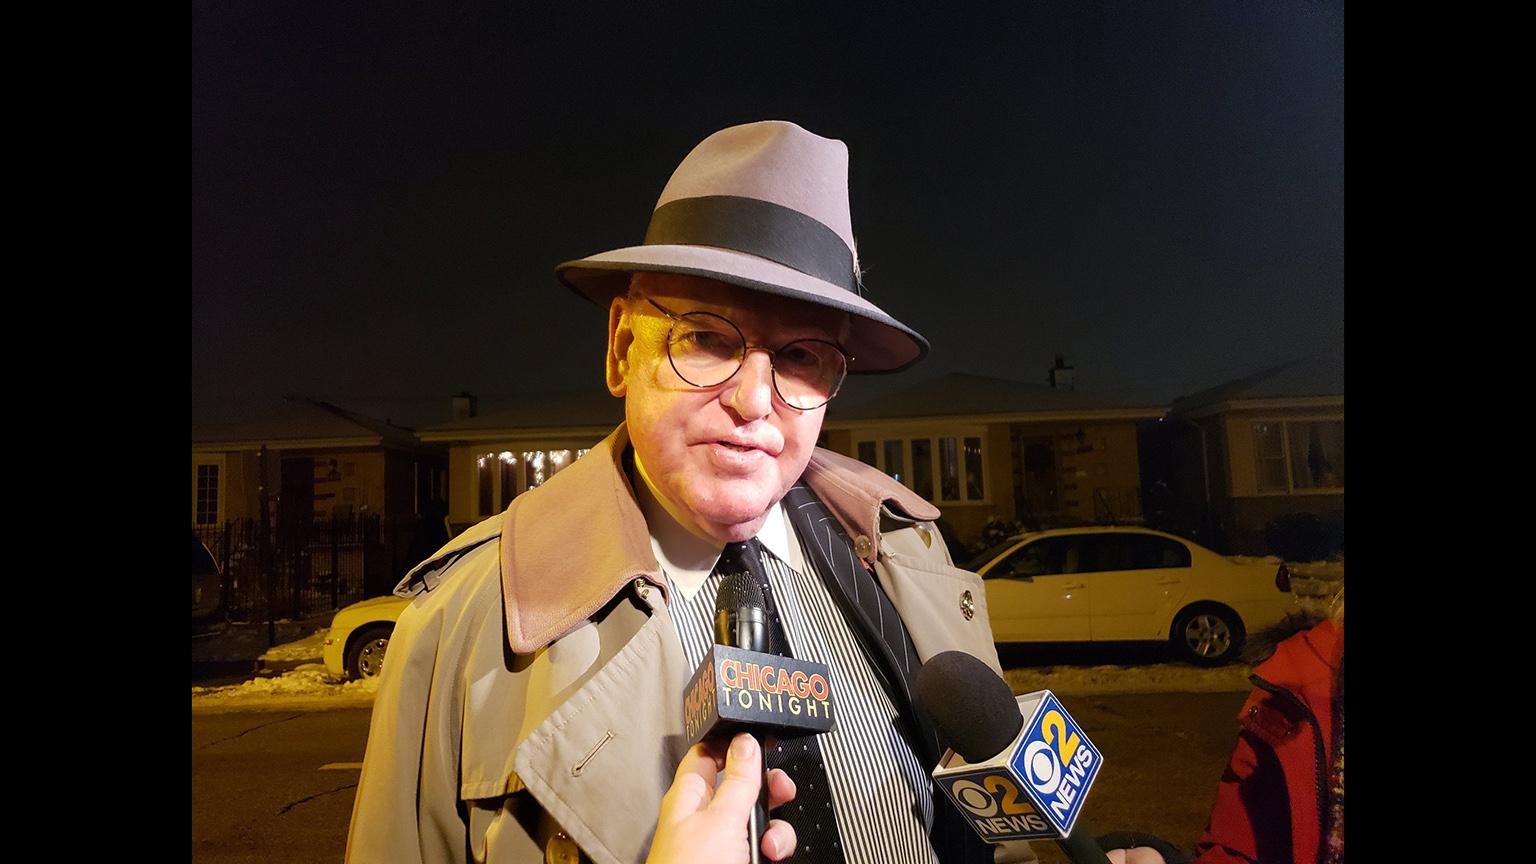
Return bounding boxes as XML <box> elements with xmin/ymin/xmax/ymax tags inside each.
<box><xmin>962</xmin><ymin>538</ymin><xmax>1021</xmax><ymax>572</ymax></box>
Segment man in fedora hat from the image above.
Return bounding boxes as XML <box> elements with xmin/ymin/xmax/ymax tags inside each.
<box><xmin>346</xmin><ymin>121</ymin><xmax>1034</xmax><ymax>864</ymax></box>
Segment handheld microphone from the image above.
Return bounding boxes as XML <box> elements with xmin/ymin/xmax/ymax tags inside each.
<box><xmin>716</xmin><ymin>570</ymin><xmax>771</xmax><ymax>864</ymax></box>
<box><xmin>916</xmin><ymin>651</ymin><xmax>1110</xmax><ymax>864</ymax></box>
<box><xmin>716</xmin><ymin>567</ymin><xmax>770</xmax><ymax>652</ymax></box>
<box><xmin>681</xmin><ymin>568</ymin><xmax>839</xmax><ymax>864</ymax></box>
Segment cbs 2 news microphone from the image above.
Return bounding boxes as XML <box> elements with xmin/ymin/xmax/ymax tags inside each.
<box><xmin>932</xmin><ymin>688</ymin><xmax>1102</xmax><ymax>842</ymax></box>
<box><xmin>919</xmin><ymin>651</ymin><xmax>1116</xmax><ymax>864</ymax></box>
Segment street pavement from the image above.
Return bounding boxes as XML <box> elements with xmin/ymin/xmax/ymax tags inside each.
<box><xmin>193</xmin><ymin>708</ymin><xmax>372</xmax><ymax>864</ymax></box>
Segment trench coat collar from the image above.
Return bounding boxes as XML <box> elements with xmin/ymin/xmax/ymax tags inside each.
<box><xmin>499</xmin><ymin>422</ymin><xmax>941</xmax><ymax>655</ymax></box>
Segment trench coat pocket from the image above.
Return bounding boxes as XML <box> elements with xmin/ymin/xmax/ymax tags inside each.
<box><xmin>876</xmin><ymin>549</ymin><xmax>1005</xmax><ymax>678</ymax></box>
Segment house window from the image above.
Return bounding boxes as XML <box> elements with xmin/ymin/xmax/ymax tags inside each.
<box><xmin>196</xmin><ymin>464</ymin><xmax>220</xmax><ymax>525</ymax></box>
<box><xmin>1254</xmin><ymin>423</ymin><xmax>1288</xmax><ymax>492</ymax></box>
<box><xmin>964</xmin><ymin>436</ymin><xmax>985</xmax><ymax>499</ymax></box>
<box><xmin>1252</xmin><ymin>420</ymin><xmax>1345</xmax><ymax>493</ymax></box>
<box><xmin>911</xmin><ymin>439</ymin><xmax>933</xmax><ymax>499</ymax></box>
<box><xmin>499</xmin><ymin>453</ymin><xmax>519</xmax><ymax>510</ymax></box>
<box><xmin>939</xmin><ymin>437</ymin><xmax>959</xmax><ymax>500</ymax></box>
<box><xmin>857</xmin><ymin>441</ymin><xmax>876</xmax><ymax>467</ymax></box>
<box><xmin>854</xmin><ymin>430</ymin><xmax>988</xmax><ymax>504</ymax></box>
<box><xmin>478</xmin><ymin>448</ymin><xmax>592</xmax><ymax>516</ymax></box>
<box><xmin>478</xmin><ymin>454</ymin><xmax>494</xmax><ymax>516</ymax></box>
<box><xmin>883</xmin><ymin>440</ymin><xmax>904</xmax><ymax>484</ymax></box>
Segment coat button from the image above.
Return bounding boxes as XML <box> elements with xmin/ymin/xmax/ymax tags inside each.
<box><xmin>960</xmin><ymin>590</ymin><xmax>975</xmax><ymax>621</ymax></box>
<box><xmin>545</xmin><ymin>831</ymin><xmax>580</xmax><ymax>864</ymax></box>
<box><xmin>854</xmin><ymin>535</ymin><xmax>872</xmax><ymax>557</ymax></box>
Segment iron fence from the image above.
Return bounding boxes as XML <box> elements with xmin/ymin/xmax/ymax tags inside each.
<box><xmin>193</xmin><ymin>514</ymin><xmax>430</xmax><ymax>623</ymax></box>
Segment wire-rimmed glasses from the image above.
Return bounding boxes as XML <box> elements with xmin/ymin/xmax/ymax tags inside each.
<box><xmin>646</xmin><ymin>298</ymin><xmax>851</xmax><ymax>410</ymax></box>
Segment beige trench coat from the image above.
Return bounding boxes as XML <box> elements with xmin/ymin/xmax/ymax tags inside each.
<box><xmin>345</xmin><ymin>424</ymin><xmax>1036</xmax><ymax>864</ymax></box>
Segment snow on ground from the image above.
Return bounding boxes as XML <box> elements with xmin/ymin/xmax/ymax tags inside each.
<box><xmin>192</xmin><ymin>665</ymin><xmax>379</xmax><ymax>713</ymax></box>
<box><xmin>1005</xmin><ymin>661</ymin><xmax>1253</xmax><ymax>696</ymax></box>
<box><xmin>259</xmin><ymin>627</ymin><xmax>330</xmax><ymax>662</ymax></box>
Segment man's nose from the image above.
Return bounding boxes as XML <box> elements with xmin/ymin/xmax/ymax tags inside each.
<box><xmin>726</xmin><ymin>348</ymin><xmax>776</xmax><ymax>419</ymax></box>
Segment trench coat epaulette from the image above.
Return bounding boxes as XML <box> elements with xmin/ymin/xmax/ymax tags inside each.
<box><xmin>393</xmin><ymin>513</ymin><xmax>505</xmax><ymax>598</ymax></box>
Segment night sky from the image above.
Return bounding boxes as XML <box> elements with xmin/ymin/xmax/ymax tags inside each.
<box><xmin>191</xmin><ymin>2</ymin><xmax>1343</xmax><ymax>430</ymax></box>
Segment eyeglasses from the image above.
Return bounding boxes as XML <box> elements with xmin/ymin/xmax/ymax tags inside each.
<box><xmin>645</xmin><ymin>298</ymin><xmax>851</xmax><ymax>410</ymax></box>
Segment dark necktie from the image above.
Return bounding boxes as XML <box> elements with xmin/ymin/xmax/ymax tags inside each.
<box><xmin>716</xmin><ymin>540</ymin><xmax>845</xmax><ymax>864</ymax></box>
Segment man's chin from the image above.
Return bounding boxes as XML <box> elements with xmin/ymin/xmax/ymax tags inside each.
<box><xmin>707</xmin><ymin>517</ymin><xmax>770</xmax><ymax>544</ymax></box>
<box><xmin>690</xmin><ymin>498</ymin><xmax>778</xmax><ymax>544</ymax></box>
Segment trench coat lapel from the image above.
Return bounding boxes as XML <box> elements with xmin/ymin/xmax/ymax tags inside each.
<box><xmin>511</xmin><ymin>589</ymin><xmax>694</xmax><ymax>864</ymax></box>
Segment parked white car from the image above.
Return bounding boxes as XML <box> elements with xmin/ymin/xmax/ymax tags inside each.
<box><xmin>323</xmin><ymin>595</ymin><xmax>411</xmax><ymax>680</ymax></box>
<box><xmin>967</xmin><ymin>526</ymin><xmax>1297</xmax><ymax>665</ymax></box>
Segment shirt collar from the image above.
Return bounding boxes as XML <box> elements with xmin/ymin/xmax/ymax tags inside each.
<box><xmin>631</xmin><ymin>452</ymin><xmax>800</xmax><ymax>601</ymax></box>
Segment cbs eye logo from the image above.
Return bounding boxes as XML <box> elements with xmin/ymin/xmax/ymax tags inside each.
<box><xmin>949</xmin><ymin>776</ymin><xmax>1032</xmax><ymax>818</ymax></box>
<box><xmin>1023</xmin><ymin>709</ymin><xmax>1082</xmax><ymax>796</ymax></box>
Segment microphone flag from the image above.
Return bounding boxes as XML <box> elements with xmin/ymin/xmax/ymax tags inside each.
<box><xmin>682</xmin><ymin>644</ymin><xmax>838</xmax><ymax>747</ymax></box>
<box><xmin>931</xmin><ymin>689</ymin><xmax>1103</xmax><ymax>841</ymax></box>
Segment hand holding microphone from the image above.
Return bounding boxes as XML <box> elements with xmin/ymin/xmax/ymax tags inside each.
<box><xmin>677</xmin><ymin>558</ymin><xmax>838</xmax><ymax>864</ymax></box>
<box><xmin>647</xmin><ymin>733</ymin><xmax>799</xmax><ymax>864</ymax></box>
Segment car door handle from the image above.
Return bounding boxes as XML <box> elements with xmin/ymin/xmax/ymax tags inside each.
<box><xmin>1157</xmin><ymin>579</ymin><xmax>1180</xmax><ymax>586</ymax></box>
<box><xmin>1063</xmin><ymin>583</ymin><xmax>1086</xmax><ymax>590</ymax></box>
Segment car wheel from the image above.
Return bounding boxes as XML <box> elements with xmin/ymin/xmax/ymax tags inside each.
<box><xmin>1171</xmin><ymin>605</ymin><xmax>1243</xmax><ymax>666</ymax></box>
<box><xmin>345</xmin><ymin>624</ymin><xmax>394</xmax><ymax>680</ymax></box>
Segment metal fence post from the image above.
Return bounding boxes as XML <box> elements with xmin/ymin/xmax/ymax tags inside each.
<box><xmin>220</xmin><ymin>520</ymin><xmax>232</xmax><ymax>620</ymax></box>
<box><xmin>259</xmin><ymin>446</ymin><xmax>274</xmax><ymax>648</ymax></box>
<box><xmin>330</xmin><ymin>515</ymin><xmax>340</xmax><ymax>610</ymax></box>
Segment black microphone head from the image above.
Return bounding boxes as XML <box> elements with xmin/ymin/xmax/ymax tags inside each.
<box><xmin>915</xmin><ymin>651</ymin><xmax>1024</xmax><ymax>763</ymax></box>
<box><xmin>714</xmin><ymin>560</ymin><xmax>766</xmax><ymax>614</ymax></box>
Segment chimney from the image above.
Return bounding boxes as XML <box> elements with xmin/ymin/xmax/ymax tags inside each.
<box><xmin>1049</xmin><ymin>355</ymin><xmax>1075</xmax><ymax>391</ymax></box>
<box><xmin>452</xmin><ymin>392</ymin><xmax>478</xmax><ymax>421</ymax></box>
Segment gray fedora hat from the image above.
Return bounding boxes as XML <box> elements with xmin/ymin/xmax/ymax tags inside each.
<box><xmin>555</xmin><ymin>120</ymin><xmax>928</xmax><ymax>374</ymax></box>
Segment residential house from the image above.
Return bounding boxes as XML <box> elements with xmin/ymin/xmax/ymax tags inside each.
<box><xmin>192</xmin><ymin>396</ymin><xmax>448</xmax><ymax>530</ymax></box>
<box><xmin>1159</xmin><ymin>354</ymin><xmax>1344</xmax><ymax>555</ymax></box>
<box><xmin>192</xmin><ymin>396</ymin><xmax>451</xmax><ymax>604</ymax></box>
<box><xmin>417</xmin><ymin>391</ymin><xmax>624</xmax><ymax>535</ymax></box>
<box><xmin>423</xmin><ymin>372</ymin><xmax>1162</xmax><ymax>550</ymax></box>
<box><xmin>822</xmin><ymin>372</ymin><xmax>1165</xmax><ymax>545</ymax></box>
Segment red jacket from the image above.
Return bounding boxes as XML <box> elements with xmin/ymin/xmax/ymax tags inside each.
<box><xmin>1193</xmin><ymin>619</ymin><xmax>1342</xmax><ymax>864</ymax></box>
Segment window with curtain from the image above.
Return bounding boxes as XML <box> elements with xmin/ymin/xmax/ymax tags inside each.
<box><xmin>1252</xmin><ymin>420</ymin><xmax>1345</xmax><ymax>493</ymax></box>
<box><xmin>852</xmin><ymin>431</ymin><xmax>988</xmax><ymax>504</ymax></box>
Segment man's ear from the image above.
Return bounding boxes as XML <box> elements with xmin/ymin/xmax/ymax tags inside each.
<box><xmin>605</xmin><ymin>295</ymin><xmax>634</xmax><ymax>397</ymax></box>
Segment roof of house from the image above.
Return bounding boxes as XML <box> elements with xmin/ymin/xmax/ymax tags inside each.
<box><xmin>191</xmin><ymin>396</ymin><xmax>426</xmax><ymax>449</ymax></box>
<box><xmin>825</xmin><ymin>372</ymin><xmax>1164</xmax><ymax>424</ymax></box>
<box><xmin>420</xmin><ymin>389</ymin><xmax>625</xmax><ymax>440</ymax></box>
<box><xmin>1170</xmin><ymin>353</ymin><xmax>1344</xmax><ymax>415</ymax></box>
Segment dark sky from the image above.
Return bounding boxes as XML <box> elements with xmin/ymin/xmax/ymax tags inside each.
<box><xmin>191</xmin><ymin>2</ymin><xmax>1343</xmax><ymax>429</ymax></box>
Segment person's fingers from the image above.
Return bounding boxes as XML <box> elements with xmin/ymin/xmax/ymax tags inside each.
<box><xmin>761</xmin><ymin>818</ymin><xmax>797</xmax><ymax>861</ymax></box>
<box><xmin>657</xmin><ymin>743</ymin><xmax>717</xmax><ymax>824</ymax></box>
<box><xmin>1104</xmin><ymin>847</ymin><xmax>1167</xmax><ymax>864</ymax></box>
<box><xmin>765</xmin><ymin>768</ymin><xmax>796</xmax><ymax>810</ymax></box>
<box><xmin>707</xmin><ymin>733</ymin><xmax>764</xmax><ymax>816</ymax></box>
